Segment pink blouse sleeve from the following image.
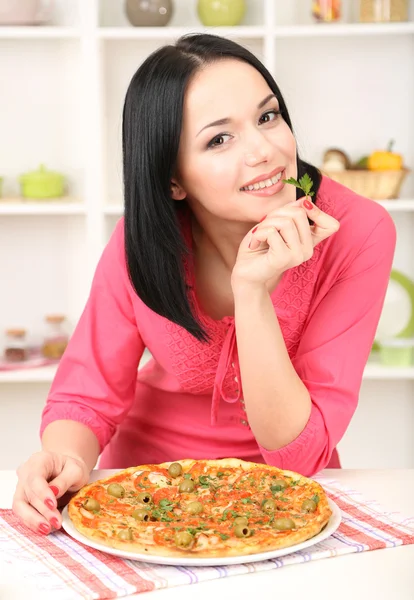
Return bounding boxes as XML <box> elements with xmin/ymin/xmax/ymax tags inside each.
<box><xmin>40</xmin><ymin>219</ymin><xmax>144</xmax><ymax>452</ymax></box>
<box><xmin>258</xmin><ymin>214</ymin><xmax>396</xmax><ymax>476</ymax></box>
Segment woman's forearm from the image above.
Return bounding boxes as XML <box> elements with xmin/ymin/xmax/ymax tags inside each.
<box><xmin>41</xmin><ymin>420</ymin><xmax>100</xmax><ymax>471</ymax></box>
<box><xmin>233</xmin><ymin>283</ymin><xmax>311</xmax><ymax>451</ymax></box>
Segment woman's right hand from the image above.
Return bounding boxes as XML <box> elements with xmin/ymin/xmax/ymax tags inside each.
<box><xmin>12</xmin><ymin>450</ymin><xmax>90</xmax><ymax>535</ymax></box>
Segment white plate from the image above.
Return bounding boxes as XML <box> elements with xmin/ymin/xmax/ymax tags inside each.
<box><xmin>61</xmin><ymin>497</ymin><xmax>341</xmax><ymax>567</ymax></box>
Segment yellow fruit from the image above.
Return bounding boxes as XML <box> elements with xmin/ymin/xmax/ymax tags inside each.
<box><xmin>368</xmin><ymin>140</ymin><xmax>403</xmax><ymax>171</ymax></box>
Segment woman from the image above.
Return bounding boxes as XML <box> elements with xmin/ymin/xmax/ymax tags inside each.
<box><xmin>13</xmin><ymin>34</ymin><xmax>395</xmax><ymax>536</ymax></box>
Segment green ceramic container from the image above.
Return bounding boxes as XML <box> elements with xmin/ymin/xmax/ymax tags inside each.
<box><xmin>19</xmin><ymin>164</ymin><xmax>65</xmax><ymax>199</ymax></box>
<box><xmin>197</xmin><ymin>0</ymin><xmax>246</xmax><ymax>26</ymax></box>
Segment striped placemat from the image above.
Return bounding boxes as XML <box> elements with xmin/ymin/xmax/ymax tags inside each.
<box><xmin>1</xmin><ymin>477</ymin><xmax>413</xmax><ymax>599</ymax></box>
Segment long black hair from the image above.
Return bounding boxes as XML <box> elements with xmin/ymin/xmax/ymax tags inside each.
<box><xmin>123</xmin><ymin>33</ymin><xmax>322</xmax><ymax>342</ymax></box>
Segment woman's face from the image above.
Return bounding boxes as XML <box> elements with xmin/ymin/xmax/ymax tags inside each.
<box><xmin>175</xmin><ymin>59</ymin><xmax>297</xmax><ymax>224</ymax></box>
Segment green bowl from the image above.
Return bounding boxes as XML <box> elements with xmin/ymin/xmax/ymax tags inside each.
<box><xmin>197</xmin><ymin>0</ymin><xmax>246</xmax><ymax>26</ymax></box>
<box><xmin>19</xmin><ymin>164</ymin><xmax>65</xmax><ymax>199</ymax></box>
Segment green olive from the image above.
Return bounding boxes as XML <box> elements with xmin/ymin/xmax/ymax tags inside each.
<box><xmin>117</xmin><ymin>528</ymin><xmax>133</xmax><ymax>541</ymax></box>
<box><xmin>168</xmin><ymin>462</ymin><xmax>183</xmax><ymax>478</ymax></box>
<box><xmin>132</xmin><ymin>508</ymin><xmax>150</xmax><ymax>521</ymax></box>
<box><xmin>301</xmin><ymin>499</ymin><xmax>317</xmax><ymax>513</ymax></box>
<box><xmin>107</xmin><ymin>483</ymin><xmax>125</xmax><ymax>498</ymax></box>
<box><xmin>179</xmin><ymin>479</ymin><xmax>195</xmax><ymax>493</ymax></box>
<box><xmin>233</xmin><ymin>516</ymin><xmax>248</xmax><ymax>527</ymax></box>
<box><xmin>234</xmin><ymin>524</ymin><xmax>251</xmax><ymax>538</ymax></box>
<box><xmin>273</xmin><ymin>518</ymin><xmax>295</xmax><ymax>531</ymax></box>
<box><xmin>271</xmin><ymin>479</ymin><xmax>288</xmax><ymax>491</ymax></box>
<box><xmin>186</xmin><ymin>501</ymin><xmax>204</xmax><ymax>515</ymax></box>
<box><xmin>262</xmin><ymin>499</ymin><xmax>276</xmax><ymax>514</ymax></box>
<box><xmin>174</xmin><ymin>531</ymin><xmax>194</xmax><ymax>548</ymax></box>
<box><xmin>137</xmin><ymin>492</ymin><xmax>153</xmax><ymax>505</ymax></box>
<box><xmin>83</xmin><ymin>498</ymin><xmax>100</xmax><ymax>512</ymax></box>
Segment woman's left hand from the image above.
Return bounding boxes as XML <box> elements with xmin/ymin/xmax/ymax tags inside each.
<box><xmin>231</xmin><ymin>197</ymin><xmax>340</xmax><ymax>289</ymax></box>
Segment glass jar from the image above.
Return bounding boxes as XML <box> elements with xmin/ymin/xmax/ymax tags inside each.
<box><xmin>41</xmin><ymin>315</ymin><xmax>69</xmax><ymax>360</ymax></box>
<box><xmin>4</xmin><ymin>329</ymin><xmax>28</xmax><ymax>362</ymax></box>
<box><xmin>312</xmin><ymin>0</ymin><xmax>342</xmax><ymax>22</ymax></box>
<box><xmin>358</xmin><ymin>0</ymin><xmax>408</xmax><ymax>22</ymax></box>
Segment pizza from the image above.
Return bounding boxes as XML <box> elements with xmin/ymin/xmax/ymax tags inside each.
<box><xmin>68</xmin><ymin>458</ymin><xmax>332</xmax><ymax>558</ymax></box>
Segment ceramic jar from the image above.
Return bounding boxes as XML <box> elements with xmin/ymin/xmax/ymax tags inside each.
<box><xmin>125</xmin><ymin>0</ymin><xmax>174</xmax><ymax>27</ymax></box>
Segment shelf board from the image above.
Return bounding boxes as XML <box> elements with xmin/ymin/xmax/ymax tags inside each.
<box><xmin>273</xmin><ymin>22</ymin><xmax>414</xmax><ymax>37</ymax></box>
<box><xmin>0</xmin><ymin>27</ymin><xmax>80</xmax><ymax>39</ymax></box>
<box><xmin>1</xmin><ymin>354</ymin><xmax>413</xmax><ymax>383</ymax></box>
<box><xmin>0</xmin><ymin>199</ymin><xmax>85</xmax><ymax>215</ymax></box>
<box><xmin>376</xmin><ymin>199</ymin><xmax>414</xmax><ymax>212</ymax></box>
<box><xmin>363</xmin><ymin>363</ymin><xmax>414</xmax><ymax>380</ymax></box>
<box><xmin>99</xmin><ymin>26</ymin><xmax>266</xmax><ymax>40</ymax></box>
<box><xmin>0</xmin><ymin>350</ymin><xmax>153</xmax><ymax>383</ymax></box>
<box><xmin>103</xmin><ymin>200</ymin><xmax>414</xmax><ymax>216</ymax></box>
<box><xmin>104</xmin><ymin>205</ymin><xmax>124</xmax><ymax>215</ymax></box>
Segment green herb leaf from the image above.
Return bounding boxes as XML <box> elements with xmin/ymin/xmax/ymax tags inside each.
<box><xmin>311</xmin><ymin>494</ymin><xmax>320</xmax><ymax>505</ymax></box>
<box><xmin>282</xmin><ymin>173</ymin><xmax>315</xmax><ymax>197</ymax></box>
<box><xmin>241</xmin><ymin>498</ymin><xmax>253</xmax><ymax>504</ymax></box>
<box><xmin>219</xmin><ymin>533</ymin><xmax>230</xmax><ymax>540</ymax></box>
<box><xmin>183</xmin><ymin>473</ymin><xmax>192</xmax><ymax>479</ymax></box>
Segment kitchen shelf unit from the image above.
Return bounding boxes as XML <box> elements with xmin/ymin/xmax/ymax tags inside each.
<box><xmin>1</xmin><ymin>0</ymin><xmax>413</xmax><ymax>376</ymax></box>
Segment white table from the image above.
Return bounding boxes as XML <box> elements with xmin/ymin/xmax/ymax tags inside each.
<box><xmin>1</xmin><ymin>469</ymin><xmax>413</xmax><ymax>600</ymax></box>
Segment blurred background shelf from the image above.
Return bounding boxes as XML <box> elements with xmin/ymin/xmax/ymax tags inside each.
<box><xmin>0</xmin><ymin>199</ymin><xmax>85</xmax><ymax>215</ymax></box>
<box><xmin>0</xmin><ymin>27</ymin><xmax>81</xmax><ymax>39</ymax></box>
<box><xmin>0</xmin><ymin>349</ymin><xmax>153</xmax><ymax>383</ymax></box>
<box><xmin>104</xmin><ymin>199</ymin><xmax>414</xmax><ymax>216</ymax></box>
<box><xmin>272</xmin><ymin>22</ymin><xmax>414</xmax><ymax>37</ymax></box>
<box><xmin>1</xmin><ymin>355</ymin><xmax>412</xmax><ymax>384</ymax></box>
<box><xmin>98</xmin><ymin>25</ymin><xmax>266</xmax><ymax>39</ymax></box>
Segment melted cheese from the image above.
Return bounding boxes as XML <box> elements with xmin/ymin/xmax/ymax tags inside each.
<box><xmin>148</xmin><ymin>472</ymin><xmax>170</xmax><ymax>487</ymax></box>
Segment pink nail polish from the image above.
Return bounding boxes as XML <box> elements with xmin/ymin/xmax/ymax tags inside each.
<box><xmin>303</xmin><ymin>199</ymin><xmax>313</xmax><ymax>210</ymax></box>
<box><xmin>45</xmin><ymin>498</ymin><xmax>55</xmax><ymax>510</ymax></box>
<box><xmin>38</xmin><ymin>523</ymin><xmax>50</xmax><ymax>535</ymax></box>
<box><xmin>260</xmin><ymin>215</ymin><xmax>266</xmax><ymax>222</ymax></box>
<box><xmin>50</xmin><ymin>517</ymin><xmax>60</xmax><ymax>530</ymax></box>
<box><xmin>252</xmin><ymin>226</ymin><xmax>258</xmax><ymax>234</ymax></box>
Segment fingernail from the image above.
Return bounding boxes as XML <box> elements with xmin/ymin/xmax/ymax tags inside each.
<box><xmin>38</xmin><ymin>523</ymin><xmax>50</xmax><ymax>535</ymax></box>
<box><xmin>303</xmin><ymin>199</ymin><xmax>313</xmax><ymax>210</ymax></box>
<box><xmin>252</xmin><ymin>226</ymin><xmax>258</xmax><ymax>234</ymax></box>
<box><xmin>50</xmin><ymin>517</ymin><xmax>60</xmax><ymax>530</ymax></box>
<box><xmin>49</xmin><ymin>485</ymin><xmax>59</xmax><ymax>497</ymax></box>
<box><xmin>260</xmin><ymin>215</ymin><xmax>266</xmax><ymax>222</ymax></box>
<box><xmin>44</xmin><ymin>498</ymin><xmax>55</xmax><ymax>510</ymax></box>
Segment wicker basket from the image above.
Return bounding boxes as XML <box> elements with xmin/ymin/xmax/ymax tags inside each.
<box><xmin>322</xmin><ymin>168</ymin><xmax>409</xmax><ymax>200</ymax></box>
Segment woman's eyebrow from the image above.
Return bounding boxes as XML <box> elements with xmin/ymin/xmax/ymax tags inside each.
<box><xmin>196</xmin><ymin>93</ymin><xmax>277</xmax><ymax>137</ymax></box>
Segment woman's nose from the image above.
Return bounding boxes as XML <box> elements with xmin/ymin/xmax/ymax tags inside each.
<box><xmin>244</xmin><ymin>133</ymin><xmax>272</xmax><ymax>166</ymax></box>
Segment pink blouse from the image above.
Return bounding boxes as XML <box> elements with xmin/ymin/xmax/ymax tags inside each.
<box><xmin>40</xmin><ymin>176</ymin><xmax>396</xmax><ymax>476</ymax></box>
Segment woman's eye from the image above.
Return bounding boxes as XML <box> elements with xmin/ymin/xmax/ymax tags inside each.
<box><xmin>259</xmin><ymin>109</ymin><xmax>281</xmax><ymax>124</ymax></box>
<box><xmin>207</xmin><ymin>134</ymin><xmax>232</xmax><ymax>149</ymax></box>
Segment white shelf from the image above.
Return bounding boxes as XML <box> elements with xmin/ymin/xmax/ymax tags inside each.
<box><xmin>376</xmin><ymin>199</ymin><xmax>414</xmax><ymax>211</ymax></box>
<box><xmin>103</xmin><ymin>200</ymin><xmax>414</xmax><ymax>216</ymax></box>
<box><xmin>363</xmin><ymin>363</ymin><xmax>414</xmax><ymax>379</ymax></box>
<box><xmin>99</xmin><ymin>26</ymin><xmax>266</xmax><ymax>40</ymax></box>
<box><xmin>0</xmin><ymin>365</ymin><xmax>58</xmax><ymax>383</ymax></box>
<box><xmin>273</xmin><ymin>22</ymin><xmax>414</xmax><ymax>37</ymax></box>
<box><xmin>0</xmin><ymin>200</ymin><xmax>85</xmax><ymax>215</ymax></box>
<box><xmin>0</xmin><ymin>27</ymin><xmax>80</xmax><ymax>39</ymax></box>
<box><xmin>1</xmin><ymin>355</ymin><xmax>412</xmax><ymax>383</ymax></box>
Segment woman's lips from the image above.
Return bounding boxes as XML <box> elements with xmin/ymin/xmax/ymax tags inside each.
<box><xmin>240</xmin><ymin>169</ymin><xmax>286</xmax><ymax>197</ymax></box>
